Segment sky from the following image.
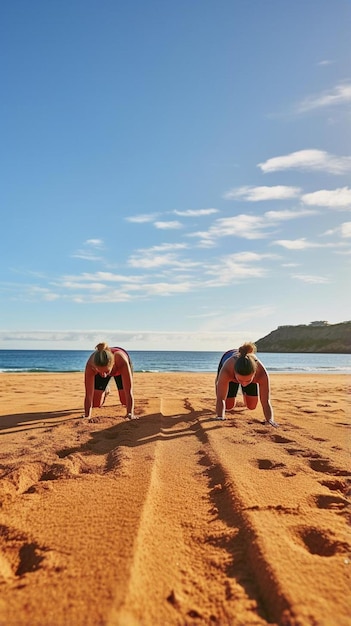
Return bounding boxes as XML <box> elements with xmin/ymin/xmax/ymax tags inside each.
<box><xmin>1</xmin><ymin>0</ymin><xmax>350</xmax><ymax>351</ymax></box>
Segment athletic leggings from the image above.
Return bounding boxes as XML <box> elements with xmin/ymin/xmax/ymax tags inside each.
<box><xmin>94</xmin><ymin>373</ymin><xmax>123</xmax><ymax>392</ymax></box>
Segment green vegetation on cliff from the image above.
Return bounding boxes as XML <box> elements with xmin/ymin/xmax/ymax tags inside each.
<box><xmin>255</xmin><ymin>321</ymin><xmax>351</xmax><ymax>354</ymax></box>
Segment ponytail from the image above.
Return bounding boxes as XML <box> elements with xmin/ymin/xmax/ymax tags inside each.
<box><xmin>234</xmin><ymin>342</ymin><xmax>257</xmax><ymax>376</ymax></box>
<box><xmin>93</xmin><ymin>342</ymin><xmax>114</xmax><ymax>368</ymax></box>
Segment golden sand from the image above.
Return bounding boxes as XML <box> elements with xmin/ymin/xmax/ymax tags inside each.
<box><xmin>0</xmin><ymin>372</ymin><xmax>349</xmax><ymax>625</ymax></box>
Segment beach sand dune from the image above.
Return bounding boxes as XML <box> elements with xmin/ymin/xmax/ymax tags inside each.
<box><xmin>0</xmin><ymin>373</ymin><xmax>349</xmax><ymax>625</ymax></box>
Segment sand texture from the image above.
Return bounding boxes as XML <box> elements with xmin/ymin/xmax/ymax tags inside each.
<box><xmin>0</xmin><ymin>372</ymin><xmax>350</xmax><ymax>626</ymax></box>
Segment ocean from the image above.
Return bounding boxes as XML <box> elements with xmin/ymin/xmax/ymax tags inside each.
<box><xmin>0</xmin><ymin>350</ymin><xmax>350</xmax><ymax>374</ymax></box>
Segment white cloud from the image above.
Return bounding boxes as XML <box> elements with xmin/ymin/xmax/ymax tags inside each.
<box><xmin>128</xmin><ymin>253</ymin><xmax>183</xmax><ymax>269</ymax></box>
<box><xmin>42</xmin><ymin>293</ymin><xmax>60</xmax><ymax>301</ymax></box>
<box><xmin>26</xmin><ymin>286</ymin><xmax>61</xmax><ymax>301</ymax></box>
<box><xmin>0</xmin><ymin>329</ymin><xmax>268</xmax><ymax>351</ymax></box>
<box><xmin>135</xmin><ymin>281</ymin><xmax>193</xmax><ymax>295</ymax></box>
<box><xmin>292</xmin><ymin>274</ymin><xmax>330</xmax><ymax>284</ymax></box>
<box><xmin>302</xmin><ymin>187</ymin><xmax>351</xmax><ymax>208</ymax></box>
<box><xmin>72</xmin><ymin>251</ymin><xmax>104</xmax><ymax>261</ymax></box>
<box><xmin>189</xmin><ymin>207</ymin><xmax>317</xmax><ymax>246</ymax></box>
<box><xmin>223</xmin><ymin>185</ymin><xmax>301</xmax><ymax>201</ymax></box>
<box><xmin>126</xmin><ymin>214</ymin><xmax>158</xmax><ymax>223</ymax></box>
<box><xmin>154</xmin><ymin>220</ymin><xmax>183</xmax><ymax>229</ymax></box>
<box><xmin>128</xmin><ymin>249</ymin><xmax>199</xmax><ymax>270</ymax></box>
<box><xmin>189</xmin><ymin>214</ymin><xmax>269</xmax><ymax>242</ymax></box>
<box><xmin>143</xmin><ymin>243</ymin><xmax>188</xmax><ymax>251</ymax></box>
<box><xmin>73</xmin><ymin>291</ymin><xmax>134</xmax><ymax>303</ymax></box>
<box><xmin>61</xmin><ymin>281</ymin><xmax>107</xmax><ymax>291</ymax></box>
<box><xmin>264</xmin><ymin>208</ymin><xmax>318</xmax><ymax>221</ymax></box>
<box><xmin>322</xmin><ymin>222</ymin><xmax>351</xmax><ymax>238</ymax></box>
<box><xmin>274</xmin><ymin>238</ymin><xmax>324</xmax><ymax>250</ymax></box>
<box><xmin>317</xmin><ymin>60</ymin><xmax>333</xmax><ymax>66</ymax></box>
<box><xmin>201</xmin><ymin>252</ymin><xmax>275</xmax><ymax>287</ymax></box>
<box><xmin>228</xmin><ymin>251</ymin><xmax>277</xmax><ymax>262</ymax></box>
<box><xmin>60</xmin><ymin>272</ymin><xmax>142</xmax><ymax>284</ymax></box>
<box><xmin>258</xmin><ymin>149</ymin><xmax>351</xmax><ymax>174</ymax></box>
<box><xmin>72</xmin><ymin>238</ymin><xmax>105</xmax><ymax>261</ymax></box>
<box><xmin>174</xmin><ymin>208</ymin><xmax>219</xmax><ymax>216</ymax></box>
<box><xmin>295</xmin><ymin>82</ymin><xmax>351</xmax><ymax>113</ymax></box>
<box><xmin>85</xmin><ymin>239</ymin><xmax>104</xmax><ymax>248</ymax></box>
<box><xmin>321</xmin><ymin>228</ymin><xmax>337</xmax><ymax>236</ymax></box>
<box><xmin>28</xmin><ymin>286</ymin><xmax>60</xmax><ymax>301</ymax></box>
<box><xmin>340</xmin><ymin>222</ymin><xmax>351</xmax><ymax>238</ymax></box>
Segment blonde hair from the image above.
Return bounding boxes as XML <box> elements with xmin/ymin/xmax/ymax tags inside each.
<box><xmin>93</xmin><ymin>342</ymin><xmax>114</xmax><ymax>368</ymax></box>
<box><xmin>234</xmin><ymin>342</ymin><xmax>258</xmax><ymax>376</ymax></box>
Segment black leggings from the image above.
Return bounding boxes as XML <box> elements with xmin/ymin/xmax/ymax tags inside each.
<box><xmin>227</xmin><ymin>381</ymin><xmax>258</xmax><ymax>398</ymax></box>
<box><xmin>94</xmin><ymin>374</ymin><xmax>123</xmax><ymax>391</ymax></box>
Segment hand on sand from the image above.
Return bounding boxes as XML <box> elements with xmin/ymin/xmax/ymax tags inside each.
<box><xmin>81</xmin><ymin>415</ymin><xmax>99</xmax><ymax>423</ymax></box>
<box><xmin>263</xmin><ymin>418</ymin><xmax>279</xmax><ymax>428</ymax></box>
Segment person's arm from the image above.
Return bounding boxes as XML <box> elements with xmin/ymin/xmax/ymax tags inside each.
<box><xmin>84</xmin><ymin>365</ymin><xmax>95</xmax><ymax>419</ymax></box>
<box><xmin>215</xmin><ymin>367</ymin><xmax>229</xmax><ymax>419</ymax></box>
<box><xmin>119</xmin><ymin>357</ymin><xmax>135</xmax><ymax>417</ymax></box>
<box><xmin>257</xmin><ymin>364</ymin><xmax>278</xmax><ymax>427</ymax></box>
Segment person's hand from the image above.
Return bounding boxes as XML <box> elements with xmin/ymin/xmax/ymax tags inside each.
<box><xmin>263</xmin><ymin>418</ymin><xmax>279</xmax><ymax>428</ymax></box>
<box><xmin>81</xmin><ymin>415</ymin><xmax>98</xmax><ymax>423</ymax></box>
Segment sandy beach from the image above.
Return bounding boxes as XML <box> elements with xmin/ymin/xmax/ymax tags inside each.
<box><xmin>0</xmin><ymin>372</ymin><xmax>349</xmax><ymax>626</ymax></box>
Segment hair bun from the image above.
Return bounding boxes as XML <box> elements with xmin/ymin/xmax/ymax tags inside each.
<box><xmin>238</xmin><ymin>342</ymin><xmax>256</xmax><ymax>357</ymax></box>
<box><xmin>95</xmin><ymin>342</ymin><xmax>109</xmax><ymax>352</ymax></box>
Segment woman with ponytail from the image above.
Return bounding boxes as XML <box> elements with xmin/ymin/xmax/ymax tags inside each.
<box><xmin>215</xmin><ymin>342</ymin><xmax>278</xmax><ymax>427</ymax></box>
<box><xmin>83</xmin><ymin>343</ymin><xmax>135</xmax><ymax>421</ymax></box>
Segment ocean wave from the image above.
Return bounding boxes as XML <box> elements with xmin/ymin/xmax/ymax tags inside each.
<box><xmin>267</xmin><ymin>366</ymin><xmax>351</xmax><ymax>373</ymax></box>
<box><xmin>0</xmin><ymin>367</ymin><xmax>84</xmax><ymax>373</ymax></box>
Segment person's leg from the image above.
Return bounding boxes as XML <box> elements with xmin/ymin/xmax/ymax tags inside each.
<box><xmin>226</xmin><ymin>382</ymin><xmax>239</xmax><ymax>409</ymax></box>
<box><xmin>114</xmin><ymin>374</ymin><xmax>126</xmax><ymax>406</ymax></box>
<box><xmin>93</xmin><ymin>374</ymin><xmax>111</xmax><ymax>407</ymax></box>
<box><xmin>242</xmin><ymin>382</ymin><xmax>259</xmax><ymax>409</ymax></box>
<box><xmin>216</xmin><ymin>350</ymin><xmax>237</xmax><ymax>409</ymax></box>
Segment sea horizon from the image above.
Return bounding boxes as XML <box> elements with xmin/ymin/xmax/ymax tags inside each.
<box><xmin>0</xmin><ymin>349</ymin><xmax>349</xmax><ymax>375</ymax></box>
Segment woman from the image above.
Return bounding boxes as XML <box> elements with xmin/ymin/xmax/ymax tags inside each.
<box><xmin>215</xmin><ymin>342</ymin><xmax>278</xmax><ymax>427</ymax></box>
<box><xmin>83</xmin><ymin>342</ymin><xmax>135</xmax><ymax>421</ymax></box>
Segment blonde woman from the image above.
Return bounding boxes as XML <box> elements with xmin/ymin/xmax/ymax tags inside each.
<box><xmin>83</xmin><ymin>343</ymin><xmax>135</xmax><ymax>421</ymax></box>
<box><xmin>215</xmin><ymin>342</ymin><xmax>278</xmax><ymax>427</ymax></box>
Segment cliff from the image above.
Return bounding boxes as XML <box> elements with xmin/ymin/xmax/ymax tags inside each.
<box><xmin>255</xmin><ymin>321</ymin><xmax>351</xmax><ymax>354</ymax></box>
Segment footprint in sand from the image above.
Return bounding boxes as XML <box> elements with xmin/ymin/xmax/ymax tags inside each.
<box><xmin>256</xmin><ymin>459</ymin><xmax>286</xmax><ymax>470</ymax></box>
<box><xmin>309</xmin><ymin>458</ymin><xmax>350</xmax><ymax>477</ymax></box>
<box><xmin>292</xmin><ymin>526</ymin><xmax>350</xmax><ymax>557</ymax></box>
<box><xmin>271</xmin><ymin>434</ymin><xmax>293</xmax><ymax>444</ymax></box>
<box><xmin>319</xmin><ymin>478</ymin><xmax>349</xmax><ymax>495</ymax></box>
<box><xmin>311</xmin><ymin>493</ymin><xmax>349</xmax><ymax>511</ymax></box>
<box><xmin>285</xmin><ymin>447</ymin><xmax>307</xmax><ymax>456</ymax></box>
<box><xmin>0</xmin><ymin>524</ymin><xmax>49</xmax><ymax>582</ymax></box>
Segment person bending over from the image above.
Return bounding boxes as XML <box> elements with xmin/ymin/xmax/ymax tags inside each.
<box><xmin>83</xmin><ymin>342</ymin><xmax>136</xmax><ymax>421</ymax></box>
<box><xmin>215</xmin><ymin>342</ymin><xmax>278</xmax><ymax>427</ymax></box>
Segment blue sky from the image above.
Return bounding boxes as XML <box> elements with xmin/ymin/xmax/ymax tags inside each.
<box><xmin>1</xmin><ymin>0</ymin><xmax>350</xmax><ymax>350</ymax></box>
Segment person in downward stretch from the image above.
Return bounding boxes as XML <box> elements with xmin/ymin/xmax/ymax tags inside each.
<box><xmin>215</xmin><ymin>342</ymin><xmax>278</xmax><ymax>427</ymax></box>
<box><xmin>83</xmin><ymin>342</ymin><xmax>136</xmax><ymax>421</ymax></box>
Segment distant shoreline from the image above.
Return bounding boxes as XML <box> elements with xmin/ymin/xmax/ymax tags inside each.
<box><xmin>1</xmin><ymin>371</ymin><xmax>349</xmax><ymax>377</ymax></box>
